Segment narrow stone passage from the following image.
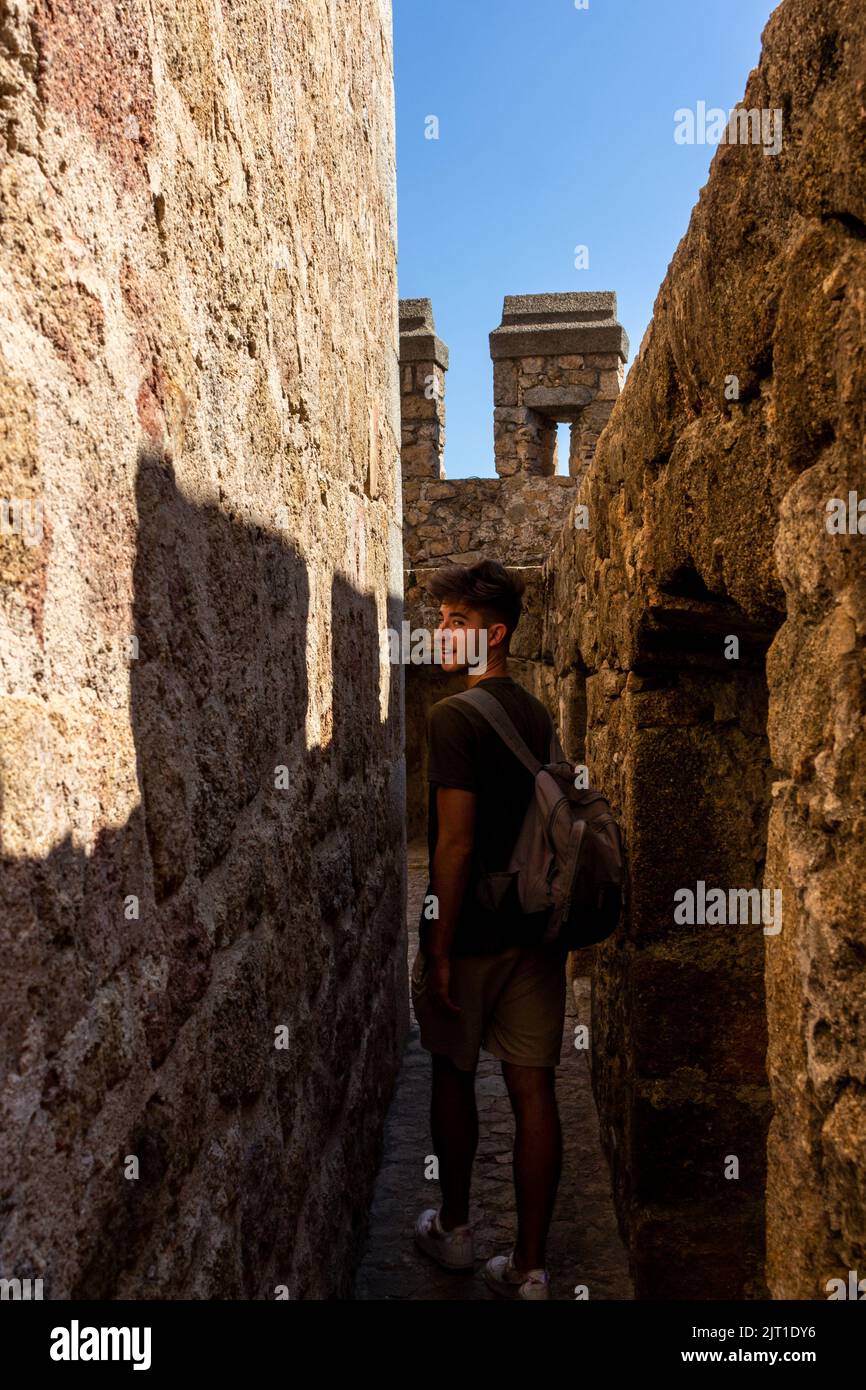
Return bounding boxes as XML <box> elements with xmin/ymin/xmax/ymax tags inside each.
<box><xmin>354</xmin><ymin>844</ymin><xmax>633</xmax><ymax>1300</ymax></box>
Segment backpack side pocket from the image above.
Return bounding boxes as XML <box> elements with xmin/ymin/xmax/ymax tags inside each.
<box><xmin>475</xmin><ymin>869</ymin><xmax>519</xmax><ymax>914</ymax></box>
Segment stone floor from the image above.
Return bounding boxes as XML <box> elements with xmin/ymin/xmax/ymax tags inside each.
<box><xmin>354</xmin><ymin>843</ymin><xmax>633</xmax><ymax>1300</ymax></box>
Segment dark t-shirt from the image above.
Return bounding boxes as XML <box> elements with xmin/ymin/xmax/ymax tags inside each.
<box><xmin>422</xmin><ymin>675</ymin><xmax>553</xmax><ymax>955</ymax></box>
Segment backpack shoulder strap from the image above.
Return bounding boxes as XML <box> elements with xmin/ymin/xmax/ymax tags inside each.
<box><xmin>451</xmin><ymin>687</ymin><xmax>544</xmax><ymax>778</ymax></box>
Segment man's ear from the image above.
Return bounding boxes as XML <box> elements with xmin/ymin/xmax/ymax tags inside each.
<box><xmin>487</xmin><ymin>621</ymin><xmax>508</xmax><ymax>651</ymax></box>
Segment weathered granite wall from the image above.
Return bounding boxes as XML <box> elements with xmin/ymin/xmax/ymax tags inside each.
<box><xmin>402</xmin><ymin>295</ymin><xmax>626</xmax><ymax>838</ymax></box>
<box><xmin>0</xmin><ymin>0</ymin><xmax>406</xmax><ymax>1298</ymax></box>
<box><xmin>544</xmin><ymin>0</ymin><xmax>866</xmax><ymax>1299</ymax></box>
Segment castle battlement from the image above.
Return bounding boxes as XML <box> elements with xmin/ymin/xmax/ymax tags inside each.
<box><xmin>400</xmin><ymin>291</ymin><xmax>628</xmax><ymax>581</ymax></box>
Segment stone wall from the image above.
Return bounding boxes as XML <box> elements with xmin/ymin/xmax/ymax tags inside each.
<box><xmin>0</xmin><ymin>0</ymin><xmax>406</xmax><ymax>1298</ymax></box>
<box><xmin>544</xmin><ymin>0</ymin><xmax>866</xmax><ymax>1299</ymax></box>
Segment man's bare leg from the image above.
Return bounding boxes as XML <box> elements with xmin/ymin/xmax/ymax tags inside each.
<box><xmin>431</xmin><ymin>1052</ymin><xmax>478</xmax><ymax>1230</ymax></box>
<box><xmin>501</xmin><ymin>1061</ymin><xmax>562</xmax><ymax>1271</ymax></box>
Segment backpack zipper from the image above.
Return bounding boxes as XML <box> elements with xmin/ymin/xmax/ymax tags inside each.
<box><xmin>547</xmin><ymin>796</ymin><xmax>569</xmax><ymax>834</ymax></box>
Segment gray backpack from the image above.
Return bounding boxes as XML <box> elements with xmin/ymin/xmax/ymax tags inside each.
<box><xmin>453</xmin><ymin>687</ymin><xmax>623</xmax><ymax>950</ymax></box>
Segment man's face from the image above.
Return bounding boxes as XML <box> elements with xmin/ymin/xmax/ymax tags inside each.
<box><xmin>436</xmin><ymin>600</ymin><xmax>502</xmax><ymax>674</ymax></box>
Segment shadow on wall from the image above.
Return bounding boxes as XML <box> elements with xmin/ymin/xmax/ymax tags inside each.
<box><xmin>0</xmin><ymin>447</ymin><xmax>407</xmax><ymax>1300</ymax></box>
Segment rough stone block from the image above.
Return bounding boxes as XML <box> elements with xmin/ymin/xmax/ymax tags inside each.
<box><xmin>522</xmin><ymin>384</ymin><xmax>594</xmax><ymax>417</ymax></box>
<box><xmin>493</xmin><ymin>359</ymin><xmax>518</xmax><ymax>406</ymax></box>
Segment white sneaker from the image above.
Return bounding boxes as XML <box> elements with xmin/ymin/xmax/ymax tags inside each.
<box><xmin>414</xmin><ymin>1207</ymin><xmax>475</xmax><ymax>1270</ymax></box>
<box><xmin>482</xmin><ymin>1251</ymin><xmax>551</xmax><ymax>1300</ymax></box>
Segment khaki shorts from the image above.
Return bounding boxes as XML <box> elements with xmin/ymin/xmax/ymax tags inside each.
<box><xmin>410</xmin><ymin>942</ymin><xmax>568</xmax><ymax>1072</ymax></box>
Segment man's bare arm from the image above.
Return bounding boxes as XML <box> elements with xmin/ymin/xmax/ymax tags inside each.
<box><xmin>426</xmin><ymin>787</ymin><xmax>476</xmax><ymax>1012</ymax></box>
<box><xmin>428</xmin><ymin>786</ymin><xmax>476</xmax><ymax>957</ymax></box>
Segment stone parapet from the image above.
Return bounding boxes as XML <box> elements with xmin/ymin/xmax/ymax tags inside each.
<box><xmin>489</xmin><ymin>291</ymin><xmax>629</xmax><ymax>361</ymax></box>
<box><xmin>399</xmin><ymin>299</ymin><xmax>447</xmax><ymax>480</ymax></box>
<box><xmin>399</xmin><ymin>297</ymin><xmax>450</xmax><ymax>369</ymax></box>
<box><xmin>489</xmin><ymin>292</ymin><xmax>628</xmax><ymax>477</ymax></box>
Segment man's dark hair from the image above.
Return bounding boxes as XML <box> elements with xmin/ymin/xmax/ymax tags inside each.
<box><xmin>427</xmin><ymin>559</ymin><xmax>526</xmax><ymax>636</ymax></box>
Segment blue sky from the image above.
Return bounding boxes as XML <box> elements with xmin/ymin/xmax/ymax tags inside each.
<box><xmin>393</xmin><ymin>0</ymin><xmax>778</xmax><ymax>478</ymax></box>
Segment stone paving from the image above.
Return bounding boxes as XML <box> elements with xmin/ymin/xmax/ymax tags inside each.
<box><xmin>354</xmin><ymin>844</ymin><xmax>633</xmax><ymax>1301</ymax></box>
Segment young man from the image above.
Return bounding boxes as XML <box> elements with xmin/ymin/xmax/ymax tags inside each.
<box><xmin>411</xmin><ymin>558</ymin><xmax>569</xmax><ymax>1301</ymax></box>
